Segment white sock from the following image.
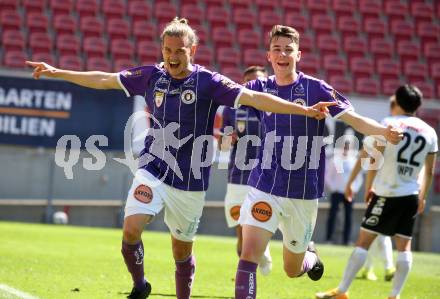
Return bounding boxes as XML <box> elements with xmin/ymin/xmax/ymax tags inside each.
<box><xmin>338</xmin><ymin>247</ymin><xmax>368</xmax><ymax>293</ymax></box>
<box><xmin>390</xmin><ymin>251</ymin><xmax>412</xmax><ymax>297</ymax></box>
<box><xmin>364</xmin><ymin>239</ymin><xmax>378</xmax><ymax>270</ymax></box>
<box><xmin>381</xmin><ymin>236</ymin><xmax>394</xmax><ymax>269</ymax></box>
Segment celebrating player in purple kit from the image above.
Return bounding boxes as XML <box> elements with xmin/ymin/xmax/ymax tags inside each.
<box><xmin>220</xmin><ymin>66</ymin><xmax>273</xmax><ymax>276</ymax></box>
<box><xmin>26</xmin><ymin>18</ymin><xmax>336</xmax><ymax>299</ymax></box>
<box><xmin>234</xmin><ymin>25</ymin><xmax>403</xmax><ymax>299</ymax></box>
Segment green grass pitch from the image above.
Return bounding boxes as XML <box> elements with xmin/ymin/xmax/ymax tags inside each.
<box><xmin>0</xmin><ymin>221</ymin><xmax>439</xmax><ymax>299</ymax></box>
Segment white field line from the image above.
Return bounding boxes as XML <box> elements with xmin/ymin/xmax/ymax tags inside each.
<box><xmin>0</xmin><ymin>284</ymin><xmax>39</xmax><ymax>299</ymax></box>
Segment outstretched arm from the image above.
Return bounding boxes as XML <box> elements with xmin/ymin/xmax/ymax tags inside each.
<box><xmin>238</xmin><ymin>88</ymin><xmax>336</xmax><ymax>119</ymax></box>
<box><xmin>26</xmin><ymin>61</ymin><xmax>121</xmax><ymax>90</ymax></box>
<box><xmin>339</xmin><ymin>110</ymin><xmax>402</xmax><ymax>144</ymax></box>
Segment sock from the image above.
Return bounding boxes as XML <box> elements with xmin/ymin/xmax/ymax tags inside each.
<box><xmin>235</xmin><ymin>259</ymin><xmax>258</xmax><ymax>299</ymax></box>
<box><xmin>364</xmin><ymin>251</ymin><xmax>374</xmax><ymax>271</ymax></box>
<box><xmin>338</xmin><ymin>247</ymin><xmax>368</xmax><ymax>293</ymax></box>
<box><xmin>121</xmin><ymin>241</ymin><xmax>146</xmax><ymax>291</ymax></box>
<box><xmin>299</xmin><ymin>251</ymin><xmax>318</xmax><ymax>276</ymax></box>
<box><xmin>175</xmin><ymin>255</ymin><xmax>196</xmax><ymax>299</ymax></box>
<box><xmin>389</xmin><ymin>251</ymin><xmax>412</xmax><ymax>297</ymax></box>
<box><xmin>381</xmin><ymin>236</ymin><xmax>394</xmax><ymax>270</ymax></box>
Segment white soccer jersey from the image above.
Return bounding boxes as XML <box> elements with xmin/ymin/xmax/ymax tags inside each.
<box><xmin>373</xmin><ymin>115</ymin><xmax>438</xmax><ymax>197</ymax></box>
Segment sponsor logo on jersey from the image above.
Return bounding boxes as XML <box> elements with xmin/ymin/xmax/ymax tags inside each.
<box><xmin>183</xmin><ymin>78</ymin><xmax>195</xmax><ymax>87</ymax></box>
<box><xmin>264</xmin><ymin>88</ymin><xmax>278</xmax><ymax>95</ymax></box>
<box><xmin>181</xmin><ymin>89</ymin><xmax>196</xmax><ymax>104</ymax></box>
<box><xmin>290</xmin><ymin>240</ymin><xmax>297</xmax><ymax>246</ymax></box>
<box><xmin>251</xmin><ymin>201</ymin><xmax>272</xmax><ymax>222</ymax></box>
<box><xmin>294</xmin><ymin>84</ymin><xmax>305</xmax><ymax>95</ymax></box>
<box><xmin>237</xmin><ymin>120</ymin><xmax>246</xmax><ymax>133</ymax></box>
<box><xmin>169</xmin><ymin>88</ymin><xmax>180</xmax><ymax>95</ymax></box>
<box><xmin>293</xmin><ymin>98</ymin><xmax>306</xmax><ymax>106</ymax></box>
<box><xmin>133</xmin><ymin>184</ymin><xmax>153</xmax><ymax>204</ymax></box>
<box><xmin>230</xmin><ymin>205</ymin><xmax>241</xmax><ymax>221</ymax></box>
<box><xmin>221</xmin><ymin>78</ymin><xmax>239</xmax><ymax>89</ymax></box>
<box><xmin>157</xmin><ymin>77</ymin><xmax>171</xmax><ymax>85</ymax></box>
<box><xmin>154</xmin><ymin>91</ymin><xmax>164</xmax><ymax>107</ymax></box>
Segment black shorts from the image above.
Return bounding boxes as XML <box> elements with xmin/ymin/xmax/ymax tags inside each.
<box><xmin>361</xmin><ymin>193</ymin><xmax>419</xmax><ymax>239</ymax></box>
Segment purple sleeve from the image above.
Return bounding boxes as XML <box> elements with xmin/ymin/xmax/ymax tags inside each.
<box><xmin>117</xmin><ymin>65</ymin><xmax>155</xmax><ymax>97</ymax></box>
<box><xmin>210</xmin><ymin>72</ymin><xmax>244</xmax><ymax>108</ymax></box>
<box><xmin>319</xmin><ymin>80</ymin><xmax>354</xmax><ymax>118</ymax></box>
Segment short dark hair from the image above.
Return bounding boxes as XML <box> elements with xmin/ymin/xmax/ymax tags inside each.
<box><xmin>395</xmin><ymin>84</ymin><xmax>422</xmax><ymax>113</ymax></box>
<box><xmin>243</xmin><ymin>66</ymin><xmax>267</xmax><ymax>77</ymax></box>
<box><xmin>268</xmin><ymin>25</ymin><xmax>300</xmax><ymax>47</ymax></box>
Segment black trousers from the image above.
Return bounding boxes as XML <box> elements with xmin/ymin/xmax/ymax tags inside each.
<box><xmin>326</xmin><ymin>192</ymin><xmax>353</xmax><ymax>245</ymax></box>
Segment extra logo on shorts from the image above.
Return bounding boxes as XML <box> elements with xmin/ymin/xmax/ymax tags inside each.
<box><xmin>133</xmin><ymin>185</ymin><xmax>153</xmax><ymax>204</ymax></box>
<box><xmin>251</xmin><ymin>201</ymin><xmax>272</xmax><ymax>222</ymax></box>
<box><xmin>230</xmin><ymin>205</ymin><xmax>241</xmax><ymax>221</ymax></box>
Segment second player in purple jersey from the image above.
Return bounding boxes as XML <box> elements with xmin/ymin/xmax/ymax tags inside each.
<box><xmin>246</xmin><ymin>72</ymin><xmax>353</xmax><ymax>199</ymax></box>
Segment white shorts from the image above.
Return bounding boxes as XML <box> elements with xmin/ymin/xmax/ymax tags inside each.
<box><xmin>125</xmin><ymin>169</ymin><xmax>206</xmax><ymax>242</ymax></box>
<box><xmin>239</xmin><ymin>187</ymin><xmax>318</xmax><ymax>253</ymax></box>
<box><xmin>224</xmin><ymin>183</ymin><xmax>251</xmax><ymax>228</ymax></box>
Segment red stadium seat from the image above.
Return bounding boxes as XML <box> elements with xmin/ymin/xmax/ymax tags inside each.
<box><xmin>255</xmin><ymin>0</ymin><xmax>279</xmax><ymax>11</ymax></box>
<box><xmin>404</xmin><ymin>61</ymin><xmax>427</xmax><ymax>82</ymax></box>
<box><xmin>87</xmin><ymin>57</ymin><xmax>111</xmax><ymax>72</ymax></box>
<box><xmin>229</xmin><ymin>0</ymin><xmax>252</xmax><ymax>9</ymax></box>
<box><xmin>0</xmin><ymin>0</ymin><xmax>18</xmax><ymax>11</ymax></box>
<box><xmin>370</xmin><ymin>38</ymin><xmax>393</xmax><ymax>60</ymax></box>
<box><xmin>344</xmin><ymin>36</ymin><xmax>367</xmax><ymax>64</ymax></box>
<box><xmin>221</xmin><ymin>67</ymin><xmax>242</xmax><ymax>83</ymax></box>
<box><xmin>113</xmin><ymin>59</ymin><xmax>136</xmax><ymax>72</ymax></box>
<box><xmin>154</xmin><ymin>3</ymin><xmax>177</xmax><ymax>25</ymax></box>
<box><xmin>384</xmin><ymin>0</ymin><xmax>408</xmax><ymax>20</ymax></box>
<box><xmin>410</xmin><ymin>2</ymin><xmax>434</xmax><ymax>22</ymax></box>
<box><xmin>364</xmin><ymin>18</ymin><xmax>387</xmax><ymax>40</ymax></box>
<box><xmin>207</xmin><ymin>6</ymin><xmax>229</xmax><ymax>28</ymax></box>
<box><xmin>299</xmin><ymin>35</ymin><xmax>313</xmax><ymax>51</ymax></box>
<box><xmin>243</xmin><ymin>49</ymin><xmax>267</xmax><ymax>68</ymax></box>
<box><xmin>56</xmin><ymin>34</ymin><xmax>80</xmax><ymax>55</ymax></box>
<box><xmin>192</xmin><ymin>25</ymin><xmax>208</xmax><ymax>44</ymax></box>
<box><xmin>204</xmin><ymin>0</ymin><xmax>224</xmax><ymax>8</ymax></box>
<box><xmin>259</xmin><ymin>10</ymin><xmax>283</xmax><ymax>35</ymax></box>
<box><xmin>306</xmin><ymin>0</ymin><xmax>330</xmax><ymax>14</ymax></box>
<box><xmin>284</xmin><ymin>13</ymin><xmax>308</xmax><ymax>34</ymax></box>
<box><xmin>212</xmin><ymin>27</ymin><xmax>234</xmax><ymax>49</ymax></box>
<box><xmin>76</xmin><ymin>0</ymin><xmax>99</xmax><ymax>17</ymax></box>
<box><xmin>382</xmin><ymin>79</ymin><xmax>403</xmax><ymax>96</ymax></box>
<box><xmin>195</xmin><ymin>45</ymin><xmax>214</xmax><ymax>66</ymax></box>
<box><xmin>437</xmin><ymin>83</ymin><xmax>440</xmax><ymax>99</ymax></box>
<box><xmin>359</xmin><ymin>0</ymin><xmax>381</xmax><ymax>18</ymax></box>
<box><xmin>128</xmin><ymin>1</ymin><xmax>152</xmax><ymax>22</ymax></box>
<box><xmin>50</xmin><ymin>0</ymin><xmax>73</xmax><ymax>15</ymax></box>
<box><xmin>412</xmin><ymin>82</ymin><xmax>434</xmax><ymax>99</ymax></box>
<box><xmin>32</xmin><ymin>52</ymin><xmax>55</xmax><ymax>66</ymax></box>
<box><xmin>216</xmin><ymin>48</ymin><xmax>241</xmax><ymax>68</ymax></box>
<box><xmin>29</xmin><ymin>32</ymin><xmax>52</xmax><ymax>54</ymax></box>
<box><xmin>233</xmin><ymin>8</ymin><xmax>256</xmax><ymax>30</ymax></box>
<box><xmin>80</xmin><ymin>16</ymin><xmax>104</xmax><ymax>38</ymax></box>
<box><xmin>53</xmin><ymin>15</ymin><xmax>76</xmax><ymax>35</ymax></box>
<box><xmin>396</xmin><ymin>40</ymin><xmax>420</xmax><ymax>62</ymax></box>
<box><xmin>377</xmin><ymin>59</ymin><xmax>400</xmax><ymax>81</ymax></box>
<box><xmin>83</xmin><ymin>37</ymin><xmax>107</xmax><ymax>58</ymax></box>
<box><xmin>280</xmin><ymin>0</ymin><xmax>302</xmax><ymax>11</ymax></box>
<box><xmin>237</xmin><ymin>29</ymin><xmax>261</xmax><ymax>49</ymax></box>
<box><xmin>298</xmin><ymin>53</ymin><xmax>320</xmax><ymax>76</ymax></box>
<box><xmin>323</xmin><ymin>55</ymin><xmax>346</xmax><ymax>75</ymax></box>
<box><xmin>0</xmin><ymin>10</ymin><xmax>21</xmax><ymax>31</ymax></box>
<box><xmin>329</xmin><ymin>76</ymin><xmax>352</xmax><ymax>94</ymax></box>
<box><xmin>350</xmin><ymin>57</ymin><xmax>374</xmax><ymax>78</ymax></box>
<box><xmin>390</xmin><ymin>20</ymin><xmax>414</xmax><ymax>43</ymax></box>
<box><xmin>137</xmin><ymin>41</ymin><xmax>160</xmax><ymax>64</ymax></box>
<box><xmin>111</xmin><ymin>40</ymin><xmax>134</xmax><ymax>60</ymax></box>
<box><xmin>424</xmin><ymin>43</ymin><xmax>440</xmax><ymax>66</ymax></box>
<box><xmin>133</xmin><ymin>21</ymin><xmax>156</xmax><ymax>42</ymax></box>
<box><xmin>3</xmin><ymin>50</ymin><xmax>27</xmax><ymax>68</ymax></box>
<box><xmin>355</xmin><ymin>78</ymin><xmax>379</xmax><ymax>96</ymax></box>
<box><xmin>417</xmin><ymin>22</ymin><xmax>439</xmax><ymax>47</ymax></box>
<box><xmin>311</xmin><ymin>14</ymin><xmax>334</xmax><ymax>34</ymax></box>
<box><xmin>333</xmin><ymin>0</ymin><xmax>356</xmax><ymax>18</ymax></box>
<box><xmin>180</xmin><ymin>4</ymin><xmax>204</xmax><ymax>25</ymax></box>
<box><xmin>2</xmin><ymin>30</ymin><xmax>25</xmax><ymax>51</ymax></box>
<box><xmin>338</xmin><ymin>16</ymin><xmax>361</xmax><ymax>40</ymax></box>
<box><xmin>180</xmin><ymin>0</ymin><xmax>199</xmax><ymax>5</ymax></box>
<box><xmin>27</xmin><ymin>13</ymin><xmax>49</xmax><ymax>33</ymax></box>
<box><xmin>107</xmin><ymin>19</ymin><xmax>130</xmax><ymax>40</ymax></box>
<box><xmin>102</xmin><ymin>0</ymin><xmax>126</xmax><ymax>20</ymax></box>
<box><xmin>431</xmin><ymin>63</ymin><xmax>440</xmax><ymax>84</ymax></box>
<box><xmin>23</xmin><ymin>0</ymin><xmax>46</xmax><ymax>14</ymax></box>
<box><xmin>317</xmin><ymin>35</ymin><xmax>339</xmax><ymax>56</ymax></box>
<box><xmin>59</xmin><ymin>55</ymin><xmax>83</xmax><ymax>71</ymax></box>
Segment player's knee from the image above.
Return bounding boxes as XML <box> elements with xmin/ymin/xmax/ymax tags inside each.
<box><xmin>123</xmin><ymin>224</ymin><xmax>143</xmax><ymax>243</ymax></box>
<box><xmin>283</xmin><ymin>265</ymin><xmax>302</xmax><ymax>278</ymax></box>
<box><xmin>172</xmin><ymin>244</ymin><xmax>192</xmax><ymax>261</ymax></box>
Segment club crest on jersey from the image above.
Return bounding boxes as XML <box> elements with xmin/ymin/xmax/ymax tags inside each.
<box><xmin>293</xmin><ymin>98</ymin><xmax>306</xmax><ymax>106</ymax></box>
<box><xmin>237</xmin><ymin>120</ymin><xmax>246</xmax><ymax>133</ymax></box>
<box><xmin>181</xmin><ymin>89</ymin><xmax>196</xmax><ymax>104</ymax></box>
<box><xmin>294</xmin><ymin>84</ymin><xmax>305</xmax><ymax>95</ymax></box>
<box><xmin>154</xmin><ymin>91</ymin><xmax>164</xmax><ymax>107</ymax></box>
<box><xmin>251</xmin><ymin>201</ymin><xmax>272</xmax><ymax>222</ymax></box>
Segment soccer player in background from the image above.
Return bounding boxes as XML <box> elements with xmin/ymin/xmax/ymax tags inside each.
<box><xmin>234</xmin><ymin>25</ymin><xmax>403</xmax><ymax>299</ymax></box>
<box><xmin>316</xmin><ymin>85</ymin><xmax>438</xmax><ymax>299</ymax></box>
<box><xmin>220</xmin><ymin>66</ymin><xmax>272</xmax><ymax>276</ymax></box>
<box><xmin>26</xmin><ymin>18</ymin><xmax>336</xmax><ymax>299</ymax></box>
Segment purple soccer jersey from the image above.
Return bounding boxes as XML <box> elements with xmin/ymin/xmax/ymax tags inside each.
<box><xmin>221</xmin><ymin>106</ymin><xmax>262</xmax><ymax>185</ymax></box>
<box><xmin>118</xmin><ymin>64</ymin><xmax>243</xmax><ymax>191</ymax></box>
<box><xmin>246</xmin><ymin>72</ymin><xmax>353</xmax><ymax>199</ymax></box>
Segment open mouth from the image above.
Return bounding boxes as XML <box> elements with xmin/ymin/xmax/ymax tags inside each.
<box><xmin>277</xmin><ymin>62</ymin><xmax>289</xmax><ymax>67</ymax></box>
<box><xmin>169</xmin><ymin>61</ymin><xmax>180</xmax><ymax>69</ymax></box>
